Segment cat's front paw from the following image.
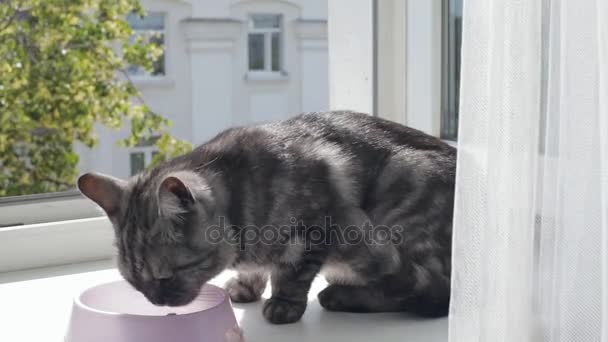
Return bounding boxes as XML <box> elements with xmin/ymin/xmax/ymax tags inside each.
<box><xmin>318</xmin><ymin>285</ymin><xmax>358</xmax><ymax>312</ymax></box>
<box><xmin>262</xmin><ymin>297</ymin><xmax>306</xmax><ymax>324</ymax></box>
<box><xmin>225</xmin><ymin>277</ymin><xmax>263</xmax><ymax>303</ymax></box>
<box><xmin>318</xmin><ymin>285</ymin><xmax>346</xmax><ymax>311</ymax></box>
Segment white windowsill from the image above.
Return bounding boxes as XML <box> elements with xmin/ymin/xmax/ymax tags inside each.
<box><xmin>130</xmin><ymin>76</ymin><xmax>176</xmax><ymax>88</ymax></box>
<box><xmin>0</xmin><ymin>191</ymin><xmax>102</xmax><ymax>226</ymax></box>
<box><xmin>0</xmin><ymin>260</ymin><xmax>447</xmax><ymax>342</ymax></box>
<box><xmin>442</xmin><ymin>139</ymin><xmax>457</xmax><ymax>147</ymax></box>
<box><xmin>245</xmin><ymin>71</ymin><xmax>289</xmax><ymax>82</ymax></box>
<box><xmin>0</xmin><ymin>217</ymin><xmax>114</xmax><ymax>273</ymax></box>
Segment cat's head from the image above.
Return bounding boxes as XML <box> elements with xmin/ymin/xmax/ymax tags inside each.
<box><xmin>77</xmin><ymin>170</ymin><xmax>234</xmax><ymax>306</ymax></box>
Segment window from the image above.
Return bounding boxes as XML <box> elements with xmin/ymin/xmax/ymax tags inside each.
<box><xmin>129</xmin><ymin>150</ymin><xmax>159</xmax><ymax>176</ymax></box>
<box><xmin>126</xmin><ymin>12</ymin><xmax>166</xmax><ymax>77</ymax></box>
<box><xmin>129</xmin><ymin>136</ymin><xmax>160</xmax><ymax>176</ymax></box>
<box><xmin>375</xmin><ymin>1</ymin><xmax>459</xmax><ymax>137</ymax></box>
<box><xmin>248</xmin><ymin>14</ymin><xmax>282</xmax><ymax>72</ymax></box>
<box><xmin>129</xmin><ymin>152</ymin><xmax>146</xmax><ymax>175</ymax></box>
<box><xmin>441</xmin><ymin>0</ymin><xmax>463</xmax><ymax>140</ymax></box>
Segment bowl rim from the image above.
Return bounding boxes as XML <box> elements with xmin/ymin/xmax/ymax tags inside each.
<box><xmin>74</xmin><ymin>280</ymin><xmax>228</xmax><ymax>318</ymax></box>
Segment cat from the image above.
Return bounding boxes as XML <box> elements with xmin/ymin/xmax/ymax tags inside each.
<box><xmin>77</xmin><ymin>111</ymin><xmax>456</xmax><ymax>324</ymax></box>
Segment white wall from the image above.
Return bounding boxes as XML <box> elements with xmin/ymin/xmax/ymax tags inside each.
<box><xmin>291</xmin><ymin>0</ymin><xmax>327</xmax><ymax>19</ymax></box>
<box><xmin>328</xmin><ymin>0</ymin><xmax>375</xmax><ymax>114</ymax></box>
<box><xmin>182</xmin><ymin>19</ymin><xmax>242</xmax><ymax>145</ymax></box>
<box><xmin>300</xmin><ymin>44</ymin><xmax>329</xmax><ymax>112</ymax></box>
<box><xmin>190</xmin><ymin>42</ymin><xmax>238</xmax><ymax>144</ymax></box>
<box><xmin>297</xmin><ymin>20</ymin><xmax>329</xmax><ymax>112</ymax></box>
<box><xmin>189</xmin><ymin>0</ymin><xmax>327</xmax><ymax>19</ymax></box>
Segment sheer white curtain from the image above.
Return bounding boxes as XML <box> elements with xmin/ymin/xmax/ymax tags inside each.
<box><xmin>449</xmin><ymin>0</ymin><xmax>608</xmax><ymax>341</ymax></box>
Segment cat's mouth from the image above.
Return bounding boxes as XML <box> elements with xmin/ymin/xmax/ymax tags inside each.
<box><xmin>144</xmin><ymin>288</ymin><xmax>200</xmax><ymax>307</ymax></box>
<box><xmin>147</xmin><ymin>295</ymin><xmax>196</xmax><ymax>307</ymax></box>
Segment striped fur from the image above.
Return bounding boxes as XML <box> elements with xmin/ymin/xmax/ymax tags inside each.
<box><xmin>77</xmin><ymin>111</ymin><xmax>456</xmax><ymax>324</ymax></box>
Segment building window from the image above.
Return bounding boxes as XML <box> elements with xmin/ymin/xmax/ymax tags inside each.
<box><xmin>130</xmin><ymin>152</ymin><xmax>146</xmax><ymax>175</ymax></box>
<box><xmin>441</xmin><ymin>0</ymin><xmax>463</xmax><ymax>140</ymax></box>
<box><xmin>129</xmin><ymin>149</ymin><xmax>159</xmax><ymax>176</ymax></box>
<box><xmin>126</xmin><ymin>12</ymin><xmax>166</xmax><ymax>77</ymax></box>
<box><xmin>129</xmin><ymin>136</ymin><xmax>160</xmax><ymax>176</ymax></box>
<box><xmin>248</xmin><ymin>14</ymin><xmax>282</xmax><ymax>72</ymax></box>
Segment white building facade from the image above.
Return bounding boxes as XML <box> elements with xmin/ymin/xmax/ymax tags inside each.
<box><xmin>78</xmin><ymin>0</ymin><xmax>328</xmax><ymax>178</ymax></box>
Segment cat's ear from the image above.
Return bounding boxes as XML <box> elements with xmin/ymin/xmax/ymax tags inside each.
<box><xmin>77</xmin><ymin>172</ymin><xmax>127</xmax><ymax>217</ymax></box>
<box><xmin>158</xmin><ymin>176</ymin><xmax>195</xmax><ymax>218</ymax></box>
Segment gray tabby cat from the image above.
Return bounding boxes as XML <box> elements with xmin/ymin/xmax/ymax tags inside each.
<box><xmin>78</xmin><ymin>111</ymin><xmax>456</xmax><ymax>324</ymax></box>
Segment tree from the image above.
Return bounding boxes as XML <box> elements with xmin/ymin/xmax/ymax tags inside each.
<box><xmin>0</xmin><ymin>0</ymin><xmax>191</xmax><ymax>196</ymax></box>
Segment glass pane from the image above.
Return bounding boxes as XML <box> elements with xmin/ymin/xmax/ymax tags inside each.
<box><xmin>441</xmin><ymin>0</ymin><xmax>463</xmax><ymax>140</ymax></box>
<box><xmin>271</xmin><ymin>32</ymin><xmax>280</xmax><ymax>71</ymax></box>
<box><xmin>149</xmin><ymin>33</ymin><xmax>165</xmax><ymax>76</ymax></box>
<box><xmin>248</xmin><ymin>33</ymin><xmax>265</xmax><ymax>70</ymax></box>
<box><xmin>130</xmin><ymin>152</ymin><xmax>145</xmax><ymax>176</ymax></box>
<box><xmin>127</xmin><ymin>13</ymin><xmax>164</xmax><ymax>30</ymax></box>
<box><xmin>250</xmin><ymin>14</ymin><xmax>281</xmax><ymax>29</ymax></box>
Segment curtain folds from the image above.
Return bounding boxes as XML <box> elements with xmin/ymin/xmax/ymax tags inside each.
<box><xmin>449</xmin><ymin>0</ymin><xmax>608</xmax><ymax>341</ymax></box>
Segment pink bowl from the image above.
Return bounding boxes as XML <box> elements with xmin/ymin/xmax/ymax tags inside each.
<box><xmin>65</xmin><ymin>280</ymin><xmax>241</xmax><ymax>342</ymax></box>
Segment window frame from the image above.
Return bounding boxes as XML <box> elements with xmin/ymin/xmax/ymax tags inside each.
<box><xmin>440</xmin><ymin>0</ymin><xmax>462</xmax><ymax>141</ymax></box>
<box><xmin>247</xmin><ymin>13</ymin><xmax>283</xmax><ymax>74</ymax></box>
<box><xmin>351</xmin><ymin>0</ymin><xmax>447</xmax><ymax>139</ymax></box>
<box><xmin>3</xmin><ymin>0</ymin><xmax>452</xmax><ymax>274</ymax></box>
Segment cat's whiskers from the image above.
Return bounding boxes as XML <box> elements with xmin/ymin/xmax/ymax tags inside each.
<box><xmin>194</xmin><ymin>157</ymin><xmax>219</xmax><ymax>171</ymax></box>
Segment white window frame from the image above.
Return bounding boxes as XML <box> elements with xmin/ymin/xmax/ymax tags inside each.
<box><xmin>0</xmin><ymin>191</ymin><xmax>113</xmax><ymax>273</ymax></box>
<box><xmin>247</xmin><ymin>13</ymin><xmax>283</xmax><ymax>75</ymax></box>
<box><xmin>330</xmin><ymin>0</ymin><xmax>445</xmax><ymax>139</ymax></box>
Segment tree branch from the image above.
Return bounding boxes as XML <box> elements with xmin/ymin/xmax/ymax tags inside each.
<box><xmin>0</xmin><ymin>0</ymin><xmax>26</xmax><ymax>34</ymax></box>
